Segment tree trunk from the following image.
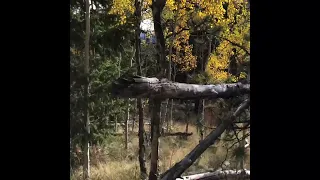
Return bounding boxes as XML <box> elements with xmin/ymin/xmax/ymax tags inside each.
<box><xmin>167</xmin><ymin>99</ymin><xmax>173</xmax><ymax>132</ymax></box>
<box><xmin>112</xmin><ymin>76</ymin><xmax>250</xmax><ymax>100</ymax></box>
<box><xmin>185</xmin><ymin>110</ymin><xmax>189</xmax><ymax>140</ymax></box>
<box><xmin>162</xmin><ymin>99</ymin><xmax>169</xmax><ymax>132</ymax></box>
<box><xmin>196</xmin><ymin>100</ymin><xmax>205</xmax><ymax>141</ymax></box>
<box><xmin>164</xmin><ymin>2</ymin><xmax>180</xmax><ymax>133</ymax></box>
<box><xmin>115</xmin><ymin>116</ymin><xmax>118</xmax><ymax>133</ymax></box>
<box><xmin>239</xmin><ymin>120</ymin><xmax>248</xmax><ymax>169</ymax></box>
<box><xmin>132</xmin><ymin>99</ymin><xmax>136</xmax><ymax>132</ymax></box>
<box><xmin>168</xmin><ymin>65</ymin><xmax>177</xmax><ymax>131</ymax></box>
<box><xmin>115</xmin><ymin>50</ymin><xmax>122</xmax><ymax>134</ymax></box>
<box><xmin>151</xmin><ymin>0</ymin><xmax>167</xmax><ymax>78</ymax></box>
<box><xmin>125</xmin><ymin>101</ymin><xmax>129</xmax><ymax>150</ymax></box>
<box><xmin>134</xmin><ymin>0</ymin><xmax>147</xmax><ymax>178</ymax></box>
<box><xmin>161</xmin><ymin>99</ymin><xmax>250</xmax><ymax>180</ymax></box>
<box><xmin>137</xmin><ymin>99</ymin><xmax>147</xmax><ymax>178</ymax></box>
<box><xmin>148</xmin><ymin>0</ymin><xmax>167</xmax><ymax>179</ymax></box>
<box><xmin>124</xmin><ymin>46</ymin><xmax>135</xmax><ymax>150</ymax></box>
<box><xmin>83</xmin><ymin>0</ymin><xmax>90</xmax><ymax>179</ymax></box>
<box><xmin>149</xmin><ymin>99</ymin><xmax>161</xmax><ymax>180</ymax></box>
<box><xmin>160</xmin><ymin>99</ymin><xmax>167</xmax><ymax>133</ymax></box>
<box><xmin>177</xmin><ymin>169</ymin><xmax>250</xmax><ymax>180</ymax></box>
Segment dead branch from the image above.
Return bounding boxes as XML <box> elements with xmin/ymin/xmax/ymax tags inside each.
<box><xmin>176</xmin><ymin>169</ymin><xmax>250</xmax><ymax>180</ymax></box>
<box><xmin>160</xmin><ymin>99</ymin><xmax>250</xmax><ymax>180</ymax></box>
<box><xmin>162</xmin><ymin>132</ymin><xmax>193</xmax><ymax>137</ymax></box>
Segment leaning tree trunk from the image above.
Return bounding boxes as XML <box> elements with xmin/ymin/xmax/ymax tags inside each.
<box><xmin>161</xmin><ymin>99</ymin><xmax>250</xmax><ymax>180</ymax></box>
<box><xmin>134</xmin><ymin>0</ymin><xmax>147</xmax><ymax>178</ymax></box>
<box><xmin>83</xmin><ymin>0</ymin><xmax>90</xmax><ymax>179</ymax></box>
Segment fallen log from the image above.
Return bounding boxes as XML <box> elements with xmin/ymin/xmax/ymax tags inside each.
<box><xmin>162</xmin><ymin>132</ymin><xmax>193</xmax><ymax>137</ymax></box>
<box><xmin>111</xmin><ymin>76</ymin><xmax>250</xmax><ymax>99</ymax></box>
<box><xmin>110</xmin><ymin>132</ymin><xmax>193</xmax><ymax>137</ymax></box>
<box><xmin>176</xmin><ymin>169</ymin><xmax>250</xmax><ymax>180</ymax></box>
<box><xmin>161</xmin><ymin>99</ymin><xmax>250</xmax><ymax>180</ymax></box>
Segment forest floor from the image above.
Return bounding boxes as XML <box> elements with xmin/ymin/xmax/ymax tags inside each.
<box><xmin>71</xmin><ymin>123</ymin><xmax>250</xmax><ymax>180</ymax></box>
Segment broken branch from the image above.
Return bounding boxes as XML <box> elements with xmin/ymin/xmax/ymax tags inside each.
<box><xmin>160</xmin><ymin>99</ymin><xmax>250</xmax><ymax>180</ymax></box>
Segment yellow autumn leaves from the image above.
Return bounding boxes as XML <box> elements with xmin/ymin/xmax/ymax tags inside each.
<box><xmin>109</xmin><ymin>0</ymin><xmax>250</xmax><ymax>83</ymax></box>
<box><xmin>206</xmin><ymin>0</ymin><xmax>250</xmax><ymax>83</ymax></box>
<box><xmin>108</xmin><ymin>0</ymin><xmax>134</xmax><ymax>25</ymax></box>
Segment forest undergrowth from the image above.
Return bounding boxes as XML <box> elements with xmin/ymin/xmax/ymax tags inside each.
<box><xmin>71</xmin><ymin>123</ymin><xmax>250</xmax><ymax>180</ymax></box>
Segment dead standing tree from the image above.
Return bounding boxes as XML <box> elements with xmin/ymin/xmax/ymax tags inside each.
<box><xmin>111</xmin><ymin>76</ymin><xmax>250</xmax><ymax>180</ymax></box>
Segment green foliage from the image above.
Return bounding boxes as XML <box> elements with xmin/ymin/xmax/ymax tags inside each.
<box><xmin>70</xmin><ymin>0</ymin><xmax>135</xmax><ymax>169</ymax></box>
<box><xmin>70</xmin><ymin>0</ymin><xmax>250</xmax><ymax>174</ymax></box>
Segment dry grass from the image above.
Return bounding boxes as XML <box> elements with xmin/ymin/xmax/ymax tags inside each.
<box><xmin>71</xmin><ymin>123</ymin><xmax>249</xmax><ymax>180</ymax></box>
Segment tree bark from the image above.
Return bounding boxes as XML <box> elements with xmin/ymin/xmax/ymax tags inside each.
<box><xmin>196</xmin><ymin>100</ymin><xmax>205</xmax><ymax>141</ymax></box>
<box><xmin>125</xmin><ymin>101</ymin><xmax>129</xmax><ymax>150</ymax></box>
<box><xmin>148</xmin><ymin>1</ymin><xmax>167</xmax><ymax>179</ymax></box>
<box><xmin>151</xmin><ymin>0</ymin><xmax>167</xmax><ymax>77</ymax></box>
<box><xmin>134</xmin><ymin>0</ymin><xmax>147</xmax><ymax>178</ymax></box>
<box><xmin>149</xmin><ymin>99</ymin><xmax>161</xmax><ymax>180</ymax></box>
<box><xmin>132</xmin><ymin>99</ymin><xmax>136</xmax><ymax>132</ymax></box>
<box><xmin>176</xmin><ymin>169</ymin><xmax>250</xmax><ymax>180</ymax></box>
<box><xmin>112</xmin><ymin>76</ymin><xmax>250</xmax><ymax>100</ymax></box>
<box><xmin>164</xmin><ymin>1</ymin><xmax>179</xmax><ymax>133</ymax></box>
<box><xmin>185</xmin><ymin>109</ymin><xmax>189</xmax><ymax>135</ymax></box>
<box><xmin>124</xmin><ymin>46</ymin><xmax>135</xmax><ymax>150</ymax></box>
<box><xmin>114</xmin><ymin>52</ymin><xmax>122</xmax><ymax>133</ymax></box>
<box><xmin>161</xmin><ymin>99</ymin><xmax>250</xmax><ymax>180</ymax></box>
<box><xmin>83</xmin><ymin>0</ymin><xmax>90</xmax><ymax>179</ymax></box>
<box><xmin>137</xmin><ymin>98</ymin><xmax>147</xmax><ymax>178</ymax></box>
